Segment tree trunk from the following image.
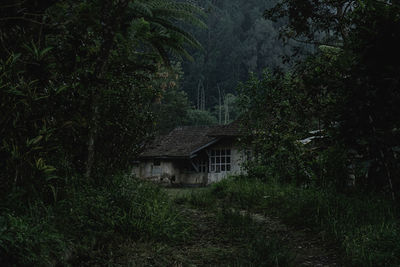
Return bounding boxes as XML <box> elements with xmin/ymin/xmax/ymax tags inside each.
<box><xmin>84</xmin><ymin>0</ymin><xmax>129</xmax><ymax>179</ymax></box>
<box><xmin>369</xmin><ymin>115</ymin><xmax>395</xmax><ymax>201</ymax></box>
<box><xmin>85</xmin><ymin>92</ymin><xmax>100</xmax><ymax>179</ymax></box>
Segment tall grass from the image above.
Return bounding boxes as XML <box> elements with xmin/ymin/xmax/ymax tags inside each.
<box><xmin>216</xmin><ymin>208</ymin><xmax>293</xmax><ymax>266</ymax></box>
<box><xmin>210</xmin><ymin>176</ymin><xmax>400</xmax><ymax>266</ymax></box>
<box><xmin>174</xmin><ymin>186</ymin><xmax>293</xmax><ymax>266</ymax></box>
<box><xmin>0</xmin><ymin>175</ymin><xmax>190</xmax><ymax>266</ymax></box>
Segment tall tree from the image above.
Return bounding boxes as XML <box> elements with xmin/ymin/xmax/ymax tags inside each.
<box><xmin>264</xmin><ymin>0</ymin><xmax>400</xmax><ymax>194</ymax></box>
<box><xmin>51</xmin><ymin>0</ymin><xmax>205</xmax><ymax>178</ymax></box>
<box><xmin>0</xmin><ymin>0</ymin><xmax>205</xmax><ymax>196</ymax></box>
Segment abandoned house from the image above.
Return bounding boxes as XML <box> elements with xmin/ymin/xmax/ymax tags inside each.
<box><xmin>132</xmin><ymin>122</ymin><xmax>247</xmax><ymax>186</ymax></box>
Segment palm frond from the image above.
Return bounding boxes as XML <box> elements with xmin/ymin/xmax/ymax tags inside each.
<box><xmin>132</xmin><ymin>0</ymin><xmax>206</xmax><ymax>64</ymax></box>
<box><xmin>151</xmin><ymin>19</ymin><xmax>202</xmax><ymax>49</ymax></box>
<box><xmin>152</xmin><ymin>8</ymin><xmax>206</xmax><ymax>28</ymax></box>
<box><xmin>129</xmin><ymin>1</ymin><xmax>153</xmax><ymax>18</ymax></box>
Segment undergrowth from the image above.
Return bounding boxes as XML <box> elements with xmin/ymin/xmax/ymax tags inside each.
<box><xmin>209</xmin><ymin>176</ymin><xmax>400</xmax><ymax>266</ymax></box>
<box><xmin>216</xmin><ymin>208</ymin><xmax>292</xmax><ymax>266</ymax></box>
<box><xmin>0</xmin><ymin>175</ymin><xmax>189</xmax><ymax>266</ymax></box>
<box><xmin>174</xmin><ymin>188</ymin><xmax>293</xmax><ymax>266</ymax></box>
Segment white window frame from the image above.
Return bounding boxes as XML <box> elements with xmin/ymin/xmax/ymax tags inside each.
<box><xmin>199</xmin><ymin>158</ymin><xmax>208</xmax><ymax>173</ymax></box>
<box><xmin>209</xmin><ymin>148</ymin><xmax>231</xmax><ymax>173</ymax></box>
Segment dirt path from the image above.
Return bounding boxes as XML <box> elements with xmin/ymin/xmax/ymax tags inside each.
<box><xmin>166</xmin><ymin>188</ymin><xmax>342</xmax><ymax>267</ymax></box>
<box><xmin>240</xmin><ymin>211</ymin><xmax>341</xmax><ymax>266</ymax></box>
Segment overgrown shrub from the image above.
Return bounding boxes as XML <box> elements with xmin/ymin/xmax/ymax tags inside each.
<box><xmin>0</xmin><ymin>175</ymin><xmax>189</xmax><ymax>265</ymax></box>
<box><xmin>0</xmin><ymin>207</ymin><xmax>67</xmax><ymax>266</ymax></box>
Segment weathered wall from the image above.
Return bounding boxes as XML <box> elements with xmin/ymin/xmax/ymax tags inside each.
<box><xmin>132</xmin><ymin>160</ymin><xmax>176</xmax><ymax>184</ymax></box>
<box><xmin>132</xmin><ymin>160</ymin><xmax>207</xmax><ymax>185</ymax></box>
<box><xmin>176</xmin><ymin>172</ymin><xmax>207</xmax><ymax>185</ymax></box>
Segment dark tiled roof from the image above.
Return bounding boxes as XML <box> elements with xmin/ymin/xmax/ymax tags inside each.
<box><xmin>207</xmin><ymin>120</ymin><xmax>242</xmax><ymax>137</ymax></box>
<box><xmin>139</xmin><ymin>126</ymin><xmax>218</xmax><ymax>158</ymax></box>
<box><xmin>139</xmin><ymin>121</ymin><xmax>243</xmax><ymax>159</ymax></box>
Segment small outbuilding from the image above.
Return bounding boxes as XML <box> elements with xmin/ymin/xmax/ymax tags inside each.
<box><xmin>133</xmin><ymin>121</ymin><xmax>247</xmax><ymax>186</ymax></box>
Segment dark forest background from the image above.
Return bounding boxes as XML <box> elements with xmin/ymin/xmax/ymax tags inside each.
<box><xmin>1</xmin><ymin>0</ymin><xmax>400</xmax><ymax>265</ymax></box>
<box><xmin>155</xmin><ymin>0</ymin><xmax>314</xmax><ymax>132</ymax></box>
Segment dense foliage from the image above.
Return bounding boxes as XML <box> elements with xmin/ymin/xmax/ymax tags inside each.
<box><xmin>231</xmin><ymin>1</ymin><xmax>400</xmax><ymax>265</ymax></box>
<box><xmin>239</xmin><ymin>0</ymin><xmax>400</xmax><ymax>196</ymax></box>
<box><xmin>0</xmin><ymin>0</ymin><xmax>203</xmax><ymax>192</ymax></box>
<box><xmin>1</xmin><ymin>0</ymin><xmax>399</xmax><ymax>264</ymax></box>
<box><xmin>0</xmin><ymin>0</ymin><xmax>202</xmax><ymax>264</ymax></box>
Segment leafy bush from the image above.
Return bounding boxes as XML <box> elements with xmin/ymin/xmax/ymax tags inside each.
<box><xmin>59</xmin><ymin>176</ymin><xmax>189</xmax><ymax>245</ymax></box>
<box><xmin>0</xmin><ymin>208</ymin><xmax>67</xmax><ymax>266</ymax></box>
<box><xmin>0</xmin><ymin>53</ymin><xmax>65</xmax><ymax>202</ymax></box>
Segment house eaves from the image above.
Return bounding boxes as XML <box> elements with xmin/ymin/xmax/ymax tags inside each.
<box><xmin>190</xmin><ymin>138</ymin><xmax>221</xmax><ymax>156</ymax></box>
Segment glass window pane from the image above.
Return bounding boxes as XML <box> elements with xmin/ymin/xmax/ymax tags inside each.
<box><xmin>226</xmin><ymin>157</ymin><xmax>231</xmax><ymax>163</ymax></box>
<box><xmin>216</xmin><ymin>165</ymin><xmax>220</xmax><ymax>173</ymax></box>
<box><xmin>221</xmin><ymin>165</ymin><xmax>225</xmax><ymax>171</ymax></box>
<box><xmin>211</xmin><ymin>165</ymin><xmax>215</xmax><ymax>171</ymax></box>
<box><xmin>216</xmin><ymin>157</ymin><xmax>220</xmax><ymax>164</ymax></box>
<box><xmin>226</xmin><ymin>149</ymin><xmax>231</xmax><ymax>156</ymax></box>
<box><xmin>212</xmin><ymin>157</ymin><xmax>215</xmax><ymax>164</ymax></box>
<box><xmin>221</xmin><ymin>157</ymin><xmax>225</xmax><ymax>163</ymax></box>
<box><xmin>227</xmin><ymin>165</ymin><xmax>231</xmax><ymax>171</ymax></box>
